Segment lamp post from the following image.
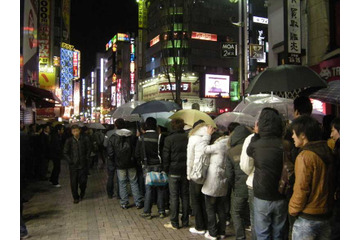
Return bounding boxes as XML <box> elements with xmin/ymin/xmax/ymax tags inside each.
<box><xmin>230</xmin><ymin>0</ymin><xmax>247</xmax><ymax>99</ymax></box>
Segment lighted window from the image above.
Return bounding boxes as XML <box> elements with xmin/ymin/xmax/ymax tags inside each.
<box><xmin>166</xmin><ymin>57</ymin><xmax>188</xmax><ymax>65</ymax></box>
<box><xmin>165</xmin><ymin>40</ymin><xmax>188</xmax><ymax>48</ymax></box>
<box><xmin>169</xmin><ymin>7</ymin><xmax>183</xmax><ymax>15</ymax></box>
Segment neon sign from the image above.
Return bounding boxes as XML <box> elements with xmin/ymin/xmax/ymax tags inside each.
<box><xmin>191</xmin><ymin>31</ymin><xmax>217</xmax><ymax>42</ymax></box>
<box><xmin>150</xmin><ymin>35</ymin><xmax>160</xmax><ymax>47</ymax></box>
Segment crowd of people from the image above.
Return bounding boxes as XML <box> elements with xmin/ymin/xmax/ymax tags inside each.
<box><xmin>20</xmin><ymin>96</ymin><xmax>340</xmax><ymax>240</ymax></box>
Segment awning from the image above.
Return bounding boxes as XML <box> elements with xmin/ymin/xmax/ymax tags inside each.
<box><xmin>21</xmin><ymin>84</ymin><xmax>61</xmax><ymax>108</ymax></box>
<box><xmin>309</xmin><ymin>80</ymin><xmax>340</xmax><ymax>105</ymax></box>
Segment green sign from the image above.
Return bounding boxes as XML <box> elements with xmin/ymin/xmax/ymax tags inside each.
<box><xmin>230</xmin><ymin>81</ymin><xmax>239</xmax><ymax>101</ymax></box>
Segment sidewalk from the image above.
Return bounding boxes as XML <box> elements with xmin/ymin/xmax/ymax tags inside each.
<box><xmin>22</xmin><ymin>161</ymin><xmax>252</xmax><ymax>239</ymax></box>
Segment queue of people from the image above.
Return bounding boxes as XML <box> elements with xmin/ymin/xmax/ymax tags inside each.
<box><xmin>20</xmin><ymin>95</ymin><xmax>340</xmax><ymax>240</ymax></box>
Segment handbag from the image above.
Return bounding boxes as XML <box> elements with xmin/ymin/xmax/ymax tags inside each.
<box><xmin>141</xmin><ymin>135</ymin><xmax>168</xmax><ymax>186</ymax></box>
<box><xmin>278</xmin><ymin>142</ymin><xmax>295</xmax><ymax>196</ymax></box>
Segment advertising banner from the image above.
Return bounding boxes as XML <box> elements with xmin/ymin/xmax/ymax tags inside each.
<box><xmin>249</xmin><ymin>44</ymin><xmax>264</xmax><ymax>59</ymax></box>
<box><xmin>73</xmin><ymin>81</ymin><xmax>80</xmax><ymax>115</ymax></box>
<box><xmin>39</xmin><ymin>0</ymin><xmax>51</xmax><ymax>65</ymax></box>
<box><xmin>205</xmin><ymin>74</ymin><xmax>230</xmax><ymax>98</ymax></box>
<box><xmin>221</xmin><ymin>42</ymin><xmax>238</xmax><ymax>58</ymax></box>
<box><xmin>60</xmin><ymin>47</ymin><xmax>74</xmax><ymax>106</ymax></box>
<box><xmin>159</xmin><ymin>83</ymin><xmax>191</xmax><ymax>93</ymax></box>
<box><xmin>23</xmin><ymin>0</ymin><xmax>38</xmax><ymax>65</ymax></box>
<box><xmin>310</xmin><ymin>57</ymin><xmax>340</xmax><ymax>82</ymax></box>
<box><xmin>191</xmin><ymin>31</ymin><xmax>217</xmax><ymax>42</ymax></box>
<box><xmin>39</xmin><ymin>66</ymin><xmax>56</xmax><ymax>89</ymax></box>
<box><xmin>73</xmin><ymin>50</ymin><xmax>80</xmax><ymax>80</ymax></box>
<box><xmin>111</xmin><ymin>86</ymin><xmax>116</xmax><ymax>106</ymax></box>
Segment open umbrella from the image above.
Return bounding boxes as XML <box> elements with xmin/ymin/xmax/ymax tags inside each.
<box><xmin>112</xmin><ymin>101</ymin><xmax>145</xmax><ymax>121</ymax></box>
<box><xmin>309</xmin><ymin>80</ymin><xmax>339</xmax><ymax>105</ymax></box>
<box><xmin>233</xmin><ymin>93</ymin><xmax>271</xmax><ymax>112</ymax></box>
<box><xmin>241</xmin><ymin>96</ymin><xmax>294</xmax><ymax>120</ymax></box>
<box><xmin>214</xmin><ymin>112</ymin><xmax>256</xmax><ymax>131</ymax></box>
<box><xmin>131</xmin><ymin>100</ymin><xmax>181</xmax><ymax>115</ymax></box>
<box><xmin>245</xmin><ymin>65</ymin><xmax>328</xmax><ymax>94</ymax></box>
<box><xmin>169</xmin><ymin>109</ymin><xmax>216</xmax><ymax>127</ymax></box>
<box><xmin>88</xmin><ymin>122</ymin><xmax>106</xmax><ymax>130</ymax></box>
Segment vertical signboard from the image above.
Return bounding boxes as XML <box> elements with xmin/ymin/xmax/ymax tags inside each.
<box><xmin>117</xmin><ymin>79</ymin><xmax>122</xmax><ymax>107</ymax></box>
<box><xmin>38</xmin><ymin>0</ymin><xmax>51</xmax><ymax>65</ymax></box>
<box><xmin>39</xmin><ymin>65</ymin><xmax>56</xmax><ymax>89</ymax></box>
<box><xmin>73</xmin><ymin>81</ymin><xmax>80</xmax><ymax>115</ymax></box>
<box><xmin>111</xmin><ymin>86</ymin><xmax>116</xmax><ymax>106</ymax></box>
<box><xmin>130</xmin><ymin>38</ymin><xmax>135</xmax><ymax>95</ymax></box>
<box><xmin>60</xmin><ymin>42</ymin><xmax>74</xmax><ymax>106</ymax></box>
<box><xmin>62</xmin><ymin>0</ymin><xmax>71</xmax><ymax>41</ymax></box>
<box><xmin>286</xmin><ymin>0</ymin><xmax>301</xmax><ymax>64</ymax></box>
<box><xmin>73</xmin><ymin>49</ymin><xmax>80</xmax><ymax>80</ymax></box>
<box><xmin>23</xmin><ymin>0</ymin><xmax>38</xmax><ymax>65</ymax></box>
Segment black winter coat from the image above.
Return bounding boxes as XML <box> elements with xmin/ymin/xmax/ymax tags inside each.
<box><xmin>107</xmin><ymin>129</ymin><xmax>137</xmax><ymax>169</ymax></box>
<box><xmin>135</xmin><ymin>130</ymin><xmax>162</xmax><ymax>168</ymax></box>
<box><xmin>225</xmin><ymin>125</ymin><xmax>252</xmax><ymax>198</ymax></box>
<box><xmin>162</xmin><ymin>130</ymin><xmax>188</xmax><ymax>175</ymax></box>
<box><xmin>247</xmin><ymin>109</ymin><xmax>285</xmax><ymax>201</ymax></box>
<box><xmin>63</xmin><ymin>135</ymin><xmax>91</xmax><ymax>170</ymax></box>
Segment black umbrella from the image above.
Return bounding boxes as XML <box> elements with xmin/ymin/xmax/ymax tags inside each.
<box><xmin>131</xmin><ymin>100</ymin><xmax>181</xmax><ymax>115</ymax></box>
<box><xmin>245</xmin><ymin>65</ymin><xmax>328</xmax><ymax>94</ymax></box>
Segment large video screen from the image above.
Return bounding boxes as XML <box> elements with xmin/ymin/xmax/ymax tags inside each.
<box><xmin>205</xmin><ymin>74</ymin><xmax>230</xmax><ymax>98</ymax></box>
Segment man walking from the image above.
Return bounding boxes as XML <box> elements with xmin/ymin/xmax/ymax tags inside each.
<box><xmin>289</xmin><ymin>115</ymin><xmax>334</xmax><ymax>240</ymax></box>
<box><xmin>107</xmin><ymin>118</ymin><xmax>144</xmax><ymax>209</ymax></box>
<box><xmin>63</xmin><ymin>125</ymin><xmax>91</xmax><ymax>204</ymax></box>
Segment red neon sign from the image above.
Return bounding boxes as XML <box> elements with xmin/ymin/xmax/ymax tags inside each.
<box><xmin>191</xmin><ymin>31</ymin><xmax>217</xmax><ymax>42</ymax></box>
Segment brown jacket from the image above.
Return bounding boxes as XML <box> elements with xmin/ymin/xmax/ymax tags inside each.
<box><xmin>289</xmin><ymin>141</ymin><xmax>334</xmax><ymax>219</ymax></box>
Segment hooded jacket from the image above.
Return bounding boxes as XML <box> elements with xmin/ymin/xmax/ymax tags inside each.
<box><xmin>202</xmin><ymin>134</ymin><xmax>230</xmax><ymax>197</ymax></box>
<box><xmin>107</xmin><ymin>129</ymin><xmax>137</xmax><ymax>169</ymax></box>
<box><xmin>162</xmin><ymin>130</ymin><xmax>188</xmax><ymax>175</ymax></box>
<box><xmin>186</xmin><ymin>123</ymin><xmax>211</xmax><ymax>180</ymax></box>
<box><xmin>289</xmin><ymin>141</ymin><xmax>334</xmax><ymax>220</ymax></box>
<box><xmin>247</xmin><ymin>109</ymin><xmax>285</xmax><ymax>201</ymax></box>
<box><xmin>226</xmin><ymin>125</ymin><xmax>252</xmax><ymax>198</ymax></box>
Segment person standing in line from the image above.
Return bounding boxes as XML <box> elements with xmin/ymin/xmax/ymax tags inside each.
<box><xmin>247</xmin><ymin>108</ymin><xmax>287</xmax><ymax>240</ymax></box>
<box><xmin>103</xmin><ymin>124</ymin><xmax>119</xmax><ymax>199</ymax></box>
<box><xmin>240</xmin><ymin>118</ymin><xmax>259</xmax><ymax>240</ymax></box>
<box><xmin>162</xmin><ymin>118</ymin><xmax>190</xmax><ymax>230</ymax></box>
<box><xmin>186</xmin><ymin>121</ymin><xmax>209</xmax><ymax>235</ymax></box>
<box><xmin>135</xmin><ymin>117</ymin><xmax>166</xmax><ymax>219</ymax></box>
<box><xmin>49</xmin><ymin>124</ymin><xmax>65</xmax><ymax>187</ymax></box>
<box><xmin>330</xmin><ymin>117</ymin><xmax>340</xmax><ymax>240</ymax></box>
<box><xmin>289</xmin><ymin>115</ymin><xmax>334</xmax><ymax>240</ymax></box>
<box><xmin>94</xmin><ymin>129</ymin><xmax>106</xmax><ymax>167</ymax></box>
<box><xmin>201</xmin><ymin>125</ymin><xmax>229</xmax><ymax>240</ymax></box>
<box><xmin>107</xmin><ymin>118</ymin><xmax>144</xmax><ymax>209</ymax></box>
<box><xmin>63</xmin><ymin>125</ymin><xmax>91</xmax><ymax>204</ymax></box>
<box><xmin>226</xmin><ymin>125</ymin><xmax>252</xmax><ymax>240</ymax></box>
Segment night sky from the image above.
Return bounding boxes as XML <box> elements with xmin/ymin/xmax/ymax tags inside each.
<box><xmin>70</xmin><ymin>0</ymin><xmax>138</xmax><ymax>78</ymax></box>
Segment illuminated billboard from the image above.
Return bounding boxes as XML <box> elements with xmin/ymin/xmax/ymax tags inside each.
<box><xmin>111</xmin><ymin>86</ymin><xmax>116</xmax><ymax>106</ymax></box>
<box><xmin>39</xmin><ymin>65</ymin><xmax>56</xmax><ymax>89</ymax></box>
<box><xmin>60</xmin><ymin>43</ymin><xmax>74</xmax><ymax>106</ymax></box>
<box><xmin>23</xmin><ymin>0</ymin><xmax>38</xmax><ymax>65</ymax></box>
<box><xmin>38</xmin><ymin>0</ymin><xmax>51</xmax><ymax>65</ymax></box>
<box><xmin>105</xmin><ymin>33</ymin><xmax>130</xmax><ymax>50</ymax></box>
<box><xmin>150</xmin><ymin>35</ymin><xmax>160</xmax><ymax>47</ymax></box>
<box><xmin>73</xmin><ymin>49</ymin><xmax>80</xmax><ymax>79</ymax></box>
<box><xmin>74</xmin><ymin>81</ymin><xmax>80</xmax><ymax>115</ymax></box>
<box><xmin>130</xmin><ymin>38</ymin><xmax>135</xmax><ymax>95</ymax></box>
<box><xmin>191</xmin><ymin>31</ymin><xmax>217</xmax><ymax>42</ymax></box>
<box><xmin>205</xmin><ymin>74</ymin><xmax>230</xmax><ymax>98</ymax></box>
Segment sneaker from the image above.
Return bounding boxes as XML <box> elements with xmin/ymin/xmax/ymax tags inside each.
<box><xmin>140</xmin><ymin>213</ymin><xmax>152</xmax><ymax>219</ymax></box>
<box><xmin>121</xmin><ymin>204</ymin><xmax>129</xmax><ymax>209</ymax></box>
<box><xmin>73</xmin><ymin>199</ymin><xmax>79</xmax><ymax>204</ymax></box>
<box><xmin>53</xmin><ymin>184</ymin><xmax>61</xmax><ymax>188</ymax></box>
<box><xmin>204</xmin><ymin>231</ymin><xmax>217</xmax><ymax>240</ymax></box>
<box><xmin>218</xmin><ymin>234</ymin><xmax>226</xmax><ymax>239</ymax></box>
<box><xmin>226</xmin><ymin>220</ymin><xmax>230</xmax><ymax>226</ymax></box>
<box><xmin>189</xmin><ymin>227</ymin><xmax>205</xmax><ymax>235</ymax></box>
<box><xmin>136</xmin><ymin>204</ymin><xmax>144</xmax><ymax>209</ymax></box>
<box><xmin>245</xmin><ymin>226</ymin><xmax>251</xmax><ymax>232</ymax></box>
<box><xmin>159</xmin><ymin>212</ymin><xmax>166</xmax><ymax>218</ymax></box>
<box><xmin>164</xmin><ymin>222</ymin><xmax>178</xmax><ymax>230</ymax></box>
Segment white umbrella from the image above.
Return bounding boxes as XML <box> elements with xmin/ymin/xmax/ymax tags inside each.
<box><xmin>233</xmin><ymin>93</ymin><xmax>271</xmax><ymax>112</ymax></box>
<box><xmin>214</xmin><ymin>112</ymin><xmax>256</xmax><ymax>131</ymax></box>
<box><xmin>241</xmin><ymin>96</ymin><xmax>294</xmax><ymax>120</ymax></box>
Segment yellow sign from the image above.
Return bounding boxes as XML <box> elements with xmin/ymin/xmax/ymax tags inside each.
<box><xmin>61</xmin><ymin>42</ymin><xmax>74</xmax><ymax>50</ymax></box>
<box><xmin>39</xmin><ymin>70</ymin><xmax>56</xmax><ymax>89</ymax></box>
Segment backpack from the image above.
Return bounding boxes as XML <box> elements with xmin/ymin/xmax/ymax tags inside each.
<box><xmin>190</xmin><ymin>153</ymin><xmax>210</xmax><ymax>184</ymax></box>
<box><xmin>278</xmin><ymin>141</ymin><xmax>295</xmax><ymax>196</ymax></box>
<box><xmin>115</xmin><ymin>136</ymin><xmax>133</xmax><ymax>167</ymax></box>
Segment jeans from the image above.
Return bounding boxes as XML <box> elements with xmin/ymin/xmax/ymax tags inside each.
<box><xmin>232</xmin><ymin>195</ymin><xmax>249</xmax><ymax>240</ymax></box>
<box><xmin>69</xmin><ymin>168</ymin><xmax>88</xmax><ymax>200</ymax></box>
<box><xmin>117</xmin><ymin>168</ymin><xmax>143</xmax><ymax>206</ymax></box>
<box><xmin>205</xmin><ymin>195</ymin><xmax>227</xmax><ymax>237</ymax></box>
<box><xmin>168</xmin><ymin>175</ymin><xmax>190</xmax><ymax>228</ymax></box>
<box><xmin>292</xmin><ymin>217</ymin><xmax>331</xmax><ymax>240</ymax></box>
<box><xmin>106</xmin><ymin>162</ymin><xmax>119</xmax><ymax>198</ymax></box>
<box><xmin>253</xmin><ymin>197</ymin><xmax>287</xmax><ymax>240</ymax></box>
<box><xmin>143</xmin><ymin>170</ymin><xmax>165</xmax><ymax>214</ymax></box>
<box><xmin>190</xmin><ymin>180</ymin><xmax>208</xmax><ymax>231</ymax></box>
<box><xmin>248</xmin><ymin>188</ymin><xmax>257</xmax><ymax>240</ymax></box>
<box><xmin>50</xmin><ymin>158</ymin><xmax>61</xmax><ymax>185</ymax></box>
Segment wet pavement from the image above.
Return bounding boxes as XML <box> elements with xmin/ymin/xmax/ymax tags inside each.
<box><xmin>22</xmin><ymin>161</ymin><xmax>252</xmax><ymax>239</ymax></box>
